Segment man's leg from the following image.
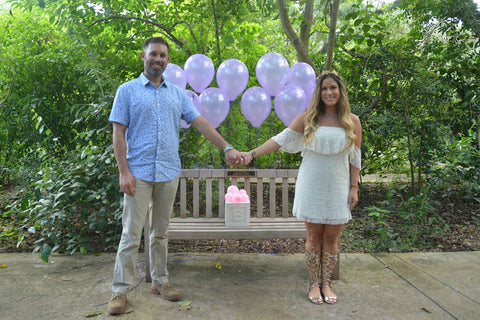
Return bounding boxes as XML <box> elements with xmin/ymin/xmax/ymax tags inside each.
<box><xmin>111</xmin><ymin>178</ymin><xmax>152</xmax><ymax>294</ymax></box>
<box><xmin>149</xmin><ymin>177</ymin><xmax>183</xmax><ymax>300</ymax></box>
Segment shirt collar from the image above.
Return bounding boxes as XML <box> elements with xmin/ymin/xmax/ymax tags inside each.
<box><xmin>140</xmin><ymin>72</ymin><xmax>168</xmax><ymax>88</ymax></box>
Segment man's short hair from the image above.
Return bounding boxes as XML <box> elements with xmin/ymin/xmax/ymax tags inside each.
<box><xmin>143</xmin><ymin>37</ymin><xmax>170</xmax><ymax>51</ymax></box>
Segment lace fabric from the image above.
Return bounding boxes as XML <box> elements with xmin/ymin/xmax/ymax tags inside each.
<box><xmin>348</xmin><ymin>144</ymin><xmax>361</xmax><ymax>169</ymax></box>
<box><xmin>271</xmin><ymin>128</ymin><xmax>304</xmax><ymax>153</ymax></box>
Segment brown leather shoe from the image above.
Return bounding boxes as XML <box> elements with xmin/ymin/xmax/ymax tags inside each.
<box><xmin>150</xmin><ymin>283</ymin><xmax>184</xmax><ymax>301</ymax></box>
<box><xmin>107</xmin><ymin>293</ymin><xmax>127</xmax><ymax>315</ymax></box>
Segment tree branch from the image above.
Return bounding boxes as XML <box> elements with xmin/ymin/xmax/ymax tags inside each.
<box><xmin>0</xmin><ymin>66</ymin><xmax>17</xmax><ymax>106</ymax></box>
<box><xmin>88</xmin><ymin>15</ymin><xmax>195</xmax><ymax>56</ymax></box>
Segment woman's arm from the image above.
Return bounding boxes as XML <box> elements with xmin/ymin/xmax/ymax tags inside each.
<box><xmin>348</xmin><ymin>114</ymin><xmax>362</xmax><ymax>210</ymax></box>
<box><xmin>242</xmin><ymin>113</ymin><xmax>306</xmax><ymax>164</ymax></box>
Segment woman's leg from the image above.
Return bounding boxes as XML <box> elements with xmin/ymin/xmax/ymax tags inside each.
<box><xmin>304</xmin><ymin>222</ymin><xmax>324</xmax><ymax>304</ymax></box>
<box><xmin>321</xmin><ymin>224</ymin><xmax>343</xmax><ymax>304</ymax></box>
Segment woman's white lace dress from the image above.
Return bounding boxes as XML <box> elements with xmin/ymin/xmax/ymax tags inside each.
<box><xmin>272</xmin><ymin>127</ymin><xmax>361</xmax><ymax>224</ymax></box>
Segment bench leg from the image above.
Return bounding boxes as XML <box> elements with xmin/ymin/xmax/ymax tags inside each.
<box><xmin>144</xmin><ymin>210</ymin><xmax>152</xmax><ymax>283</ymax></box>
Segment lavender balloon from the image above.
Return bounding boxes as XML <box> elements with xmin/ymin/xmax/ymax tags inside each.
<box><xmin>185</xmin><ymin>89</ymin><xmax>201</xmax><ymax>112</ymax></box>
<box><xmin>184</xmin><ymin>54</ymin><xmax>215</xmax><ymax>93</ymax></box>
<box><xmin>286</xmin><ymin>62</ymin><xmax>316</xmax><ymax>103</ymax></box>
<box><xmin>199</xmin><ymin>88</ymin><xmax>230</xmax><ymax>128</ymax></box>
<box><xmin>240</xmin><ymin>86</ymin><xmax>271</xmax><ymax>128</ymax></box>
<box><xmin>274</xmin><ymin>85</ymin><xmax>307</xmax><ymax>126</ymax></box>
<box><xmin>217</xmin><ymin>59</ymin><xmax>249</xmax><ymax>101</ymax></box>
<box><xmin>255</xmin><ymin>53</ymin><xmax>290</xmax><ymax>96</ymax></box>
<box><xmin>163</xmin><ymin>63</ymin><xmax>186</xmax><ymax>89</ymax></box>
<box><xmin>180</xmin><ymin>90</ymin><xmax>201</xmax><ymax>129</ymax></box>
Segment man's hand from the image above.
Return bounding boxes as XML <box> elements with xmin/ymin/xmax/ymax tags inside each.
<box><xmin>119</xmin><ymin>172</ymin><xmax>136</xmax><ymax>196</ymax></box>
<box><xmin>225</xmin><ymin>149</ymin><xmax>244</xmax><ymax>168</ymax></box>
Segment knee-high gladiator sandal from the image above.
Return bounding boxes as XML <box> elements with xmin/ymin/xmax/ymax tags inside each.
<box><xmin>305</xmin><ymin>248</ymin><xmax>322</xmax><ymax>304</ymax></box>
<box><xmin>321</xmin><ymin>251</ymin><xmax>338</xmax><ymax>304</ymax></box>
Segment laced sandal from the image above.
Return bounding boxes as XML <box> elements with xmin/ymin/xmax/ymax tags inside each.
<box><xmin>305</xmin><ymin>247</ymin><xmax>322</xmax><ymax>305</ymax></box>
<box><xmin>308</xmin><ymin>283</ymin><xmax>323</xmax><ymax>305</ymax></box>
<box><xmin>321</xmin><ymin>251</ymin><xmax>338</xmax><ymax>305</ymax></box>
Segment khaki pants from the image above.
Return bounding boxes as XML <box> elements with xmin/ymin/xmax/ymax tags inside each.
<box><xmin>112</xmin><ymin>177</ymin><xmax>179</xmax><ymax>294</ymax></box>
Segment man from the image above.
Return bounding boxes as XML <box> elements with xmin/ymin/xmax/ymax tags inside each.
<box><xmin>107</xmin><ymin>36</ymin><xmax>242</xmax><ymax>315</ymax></box>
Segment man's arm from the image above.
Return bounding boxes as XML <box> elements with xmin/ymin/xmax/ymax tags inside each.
<box><xmin>191</xmin><ymin>116</ymin><xmax>243</xmax><ymax>167</ymax></box>
<box><xmin>112</xmin><ymin>122</ymin><xmax>136</xmax><ymax>196</ymax></box>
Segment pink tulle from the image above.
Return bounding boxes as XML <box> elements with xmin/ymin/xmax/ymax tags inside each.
<box><xmin>225</xmin><ymin>185</ymin><xmax>250</xmax><ymax>203</ymax></box>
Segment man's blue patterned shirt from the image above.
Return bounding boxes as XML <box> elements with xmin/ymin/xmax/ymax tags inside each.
<box><xmin>109</xmin><ymin>73</ymin><xmax>200</xmax><ymax>182</ymax></box>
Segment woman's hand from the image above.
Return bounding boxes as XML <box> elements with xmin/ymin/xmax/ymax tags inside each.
<box><xmin>348</xmin><ymin>187</ymin><xmax>358</xmax><ymax>210</ymax></box>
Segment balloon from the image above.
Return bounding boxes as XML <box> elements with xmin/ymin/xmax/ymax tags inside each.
<box><xmin>286</xmin><ymin>62</ymin><xmax>316</xmax><ymax>104</ymax></box>
<box><xmin>255</xmin><ymin>53</ymin><xmax>290</xmax><ymax>96</ymax></box>
<box><xmin>185</xmin><ymin>89</ymin><xmax>201</xmax><ymax>112</ymax></box>
<box><xmin>184</xmin><ymin>54</ymin><xmax>215</xmax><ymax>93</ymax></box>
<box><xmin>180</xmin><ymin>119</ymin><xmax>190</xmax><ymax>129</ymax></box>
<box><xmin>199</xmin><ymin>88</ymin><xmax>230</xmax><ymax>128</ymax></box>
<box><xmin>240</xmin><ymin>86</ymin><xmax>271</xmax><ymax>128</ymax></box>
<box><xmin>216</xmin><ymin>59</ymin><xmax>249</xmax><ymax>101</ymax></box>
<box><xmin>163</xmin><ymin>63</ymin><xmax>186</xmax><ymax>89</ymax></box>
<box><xmin>274</xmin><ymin>85</ymin><xmax>307</xmax><ymax>126</ymax></box>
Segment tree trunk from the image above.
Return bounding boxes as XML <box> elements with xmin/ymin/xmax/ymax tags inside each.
<box><xmin>276</xmin><ymin>0</ymin><xmax>318</xmax><ymax>74</ymax></box>
<box><xmin>325</xmin><ymin>0</ymin><xmax>340</xmax><ymax>71</ymax></box>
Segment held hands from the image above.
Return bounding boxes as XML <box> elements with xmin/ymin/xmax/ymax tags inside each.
<box><xmin>240</xmin><ymin>151</ymin><xmax>255</xmax><ymax>166</ymax></box>
<box><xmin>224</xmin><ymin>149</ymin><xmax>256</xmax><ymax>167</ymax></box>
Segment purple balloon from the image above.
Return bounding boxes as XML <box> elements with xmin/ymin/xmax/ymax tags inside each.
<box><xmin>286</xmin><ymin>62</ymin><xmax>316</xmax><ymax>104</ymax></box>
<box><xmin>274</xmin><ymin>85</ymin><xmax>307</xmax><ymax>126</ymax></box>
<box><xmin>185</xmin><ymin>89</ymin><xmax>201</xmax><ymax>112</ymax></box>
<box><xmin>184</xmin><ymin>54</ymin><xmax>215</xmax><ymax>93</ymax></box>
<box><xmin>180</xmin><ymin>119</ymin><xmax>190</xmax><ymax>129</ymax></box>
<box><xmin>180</xmin><ymin>90</ymin><xmax>201</xmax><ymax>129</ymax></box>
<box><xmin>163</xmin><ymin>63</ymin><xmax>186</xmax><ymax>89</ymax></box>
<box><xmin>217</xmin><ymin>59</ymin><xmax>249</xmax><ymax>101</ymax></box>
<box><xmin>199</xmin><ymin>88</ymin><xmax>230</xmax><ymax>128</ymax></box>
<box><xmin>255</xmin><ymin>53</ymin><xmax>290</xmax><ymax>96</ymax></box>
<box><xmin>240</xmin><ymin>86</ymin><xmax>271</xmax><ymax>128</ymax></box>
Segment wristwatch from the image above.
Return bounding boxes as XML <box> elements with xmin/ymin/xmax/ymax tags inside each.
<box><xmin>223</xmin><ymin>144</ymin><xmax>234</xmax><ymax>153</ymax></box>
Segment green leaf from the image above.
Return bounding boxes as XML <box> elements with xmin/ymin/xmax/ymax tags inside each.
<box><xmin>40</xmin><ymin>243</ymin><xmax>51</xmax><ymax>263</ymax></box>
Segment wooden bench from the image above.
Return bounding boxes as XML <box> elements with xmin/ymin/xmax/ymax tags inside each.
<box><xmin>144</xmin><ymin>169</ymin><xmax>340</xmax><ymax>282</ymax></box>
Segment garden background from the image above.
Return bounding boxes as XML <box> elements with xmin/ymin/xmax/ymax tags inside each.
<box><xmin>0</xmin><ymin>0</ymin><xmax>478</xmax><ymax>261</ymax></box>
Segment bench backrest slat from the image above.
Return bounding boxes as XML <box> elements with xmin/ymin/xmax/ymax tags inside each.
<box><xmin>176</xmin><ymin>169</ymin><xmax>298</xmax><ymax>218</ymax></box>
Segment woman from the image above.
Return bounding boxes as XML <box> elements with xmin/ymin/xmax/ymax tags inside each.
<box><xmin>241</xmin><ymin>71</ymin><xmax>362</xmax><ymax>305</ymax></box>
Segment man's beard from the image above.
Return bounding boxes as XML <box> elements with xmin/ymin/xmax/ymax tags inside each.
<box><xmin>145</xmin><ymin>62</ymin><xmax>164</xmax><ymax>78</ymax></box>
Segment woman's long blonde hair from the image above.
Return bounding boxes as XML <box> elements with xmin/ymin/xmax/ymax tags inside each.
<box><xmin>304</xmin><ymin>70</ymin><xmax>356</xmax><ymax>149</ymax></box>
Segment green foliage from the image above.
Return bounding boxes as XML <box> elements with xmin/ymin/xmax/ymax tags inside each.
<box><xmin>362</xmin><ymin>183</ymin><xmax>447</xmax><ymax>252</ymax></box>
<box><xmin>0</xmin><ymin>0</ymin><xmax>479</xmax><ymax>259</ymax></box>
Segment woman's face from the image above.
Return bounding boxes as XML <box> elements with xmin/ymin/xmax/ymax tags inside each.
<box><xmin>320</xmin><ymin>77</ymin><xmax>340</xmax><ymax>108</ymax></box>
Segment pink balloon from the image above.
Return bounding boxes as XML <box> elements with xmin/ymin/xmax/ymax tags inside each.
<box><xmin>274</xmin><ymin>85</ymin><xmax>307</xmax><ymax>126</ymax></box>
<box><xmin>163</xmin><ymin>63</ymin><xmax>186</xmax><ymax>89</ymax></box>
<box><xmin>216</xmin><ymin>59</ymin><xmax>249</xmax><ymax>101</ymax></box>
<box><xmin>286</xmin><ymin>62</ymin><xmax>316</xmax><ymax>104</ymax></box>
<box><xmin>227</xmin><ymin>185</ymin><xmax>239</xmax><ymax>193</ymax></box>
<box><xmin>240</xmin><ymin>86</ymin><xmax>271</xmax><ymax>128</ymax></box>
<box><xmin>255</xmin><ymin>53</ymin><xmax>290</xmax><ymax>96</ymax></box>
<box><xmin>199</xmin><ymin>88</ymin><xmax>230</xmax><ymax>128</ymax></box>
<box><xmin>184</xmin><ymin>54</ymin><xmax>215</xmax><ymax>93</ymax></box>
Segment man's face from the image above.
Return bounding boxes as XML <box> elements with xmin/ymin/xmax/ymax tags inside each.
<box><xmin>141</xmin><ymin>42</ymin><xmax>170</xmax><ymax>78</ymax></box>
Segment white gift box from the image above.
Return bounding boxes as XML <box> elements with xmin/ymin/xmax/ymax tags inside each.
<box><xmin>225</xmin><ymin>201</ymin><xmax>250</xmax><ymax>227</ymax></box>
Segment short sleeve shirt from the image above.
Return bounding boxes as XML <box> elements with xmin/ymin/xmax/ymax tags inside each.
<box><xmin>109</xmin><ymin>73</ymin><xmax>201</xmax><ymax>182</ymax></box>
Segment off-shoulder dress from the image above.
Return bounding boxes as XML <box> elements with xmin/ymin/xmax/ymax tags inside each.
<box><xmin>272</xmin><ymin>127</ymin><xmax>361</xmax><ymax>225</ymax></box>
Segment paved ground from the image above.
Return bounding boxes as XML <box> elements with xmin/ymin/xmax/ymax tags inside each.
<box><xmin>1</xmin><ymin>251</ymin><xmax>479</xmax><ymax>320</ymax></box>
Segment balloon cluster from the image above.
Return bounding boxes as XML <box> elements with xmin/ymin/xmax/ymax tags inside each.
<box><xmin>163</xmin><ymin>53</ymin><xmax>316</xmax><ymax>128</ymax></box>
<box><xmin>224</xmin><ymin>185</ymin><xmax>250</xmax><ymax>203</ymax></box>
